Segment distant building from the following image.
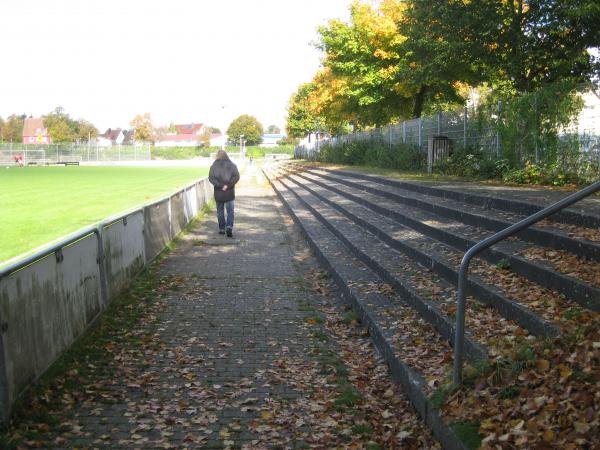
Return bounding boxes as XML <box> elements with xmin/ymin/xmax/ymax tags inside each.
<box><xmin>259</xmin><ymin>133</ymin><xmax>287</xmax><ymax>148</ymax></box>
<box><xmin>175</xmin><ymin>123</ymin><xmax>204</xmax><ymax>135</ymax></box>
<box><xmin>122</xmin><ymin>129</ymin><xmax>136</xmax><ymax>145</ymax></box>
<box><xmin>209</xmin><ymin>133</ymin><xmax>226</xmax><ymax>148</ymax></box>
<box><xmin>155</xmin><ymin>122</ymin><xmax>208</xmax><ymax>147</ymax></box>
<box><xmin>22</xmin><ymin>118</ymin><xmax>51</xmax><ymax>144</ymax></box>
<box><xmin>97</xmin><ymin>128</ymin><xmax>125</xmax><ymax>147</ymax></box>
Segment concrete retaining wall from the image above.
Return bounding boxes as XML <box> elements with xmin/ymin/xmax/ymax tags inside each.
<box><xmin>144</xmin><ymin>199</ymin><xmax>171</xmax><ymax>262</ymax></box>
<box><xmin>104</xmin><ymin>211</ymin><xmax>146</xmax><ymax>299</ymax></box>
<box><xmin>0</xmin><ymin>177</ymin><xmax>212</xmax><ymax>423</ymax></box>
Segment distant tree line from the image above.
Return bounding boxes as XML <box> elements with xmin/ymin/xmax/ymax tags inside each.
<box><xmin>0</xmin><ymin>107</ymin><xmax>99</xmax><ymax>143</ymax></box>
<box><xmin>1</xmin><ymin>107</ymin><xmax>282</xmax><ymax>147</ymax></box>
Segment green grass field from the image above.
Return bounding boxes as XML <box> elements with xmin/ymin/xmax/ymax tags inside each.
<box><xmin>0</xmin><ymin>166</ymin><xmax>209</xmax><ymax>264</ymax></box>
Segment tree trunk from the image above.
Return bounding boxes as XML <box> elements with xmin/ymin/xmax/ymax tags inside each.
<box><xmin>412</xmin><ymin>85</ymin><xmax>428</xmax><ymax>118</ymax></box>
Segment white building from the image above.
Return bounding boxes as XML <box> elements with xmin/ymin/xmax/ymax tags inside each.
<box><xmin>259</xmin><ymin>133</ymin><xmax>286</xmax><ymax>148</ymax></box>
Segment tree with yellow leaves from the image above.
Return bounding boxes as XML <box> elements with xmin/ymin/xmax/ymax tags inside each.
<box><xmin>130</xmin><ymin>113</ymin><xmax>155</xmax><ymax>143</ymax></box>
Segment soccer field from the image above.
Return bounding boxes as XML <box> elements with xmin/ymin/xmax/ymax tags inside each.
<box><xmin>0</xmin><ymin>166</ymin><xmax>209</xmax><ymax>264</ymax></box>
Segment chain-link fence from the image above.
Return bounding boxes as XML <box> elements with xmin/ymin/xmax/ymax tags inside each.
<box><xmin>0</xmin><ymin>143</ymin><xmax>152</xmax><ymax>165</ymax></box>
<box><xmin>297</xmin><ymin>92</ymin><xmax>600</xmax><ymax>178</ymax></box>
<box><xmin>312</xmin><ymin>104</ymin><xmax>504</xmax><ymax>156</ymax></box>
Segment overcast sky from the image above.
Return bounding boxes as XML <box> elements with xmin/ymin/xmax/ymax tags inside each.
<box><xmin>0</xmin><ymin>0</ymin><xmax>351</xmax><ymax>132</ymax></box>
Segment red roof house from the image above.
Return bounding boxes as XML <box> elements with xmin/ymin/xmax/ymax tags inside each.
<box><xmin>22</xmin><ymin>118</ymin><xmax>51</xmax><ymax>144</ymax></box>
<box><xmin>155</xmin><ymin>123</ymin><xmax>208</xmax><ymax>147</ymax></box>
<box><xmin>175</xmin><ymin>123</ymin><xmax>204</xmax><ymax>135</ymax></box>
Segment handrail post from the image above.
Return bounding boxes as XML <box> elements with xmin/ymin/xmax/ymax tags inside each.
<box><xmin>453</xmin><ymin>179</ymin><xmax>600</xmax><ymax>385</ymax></box>
<box><xmin>453</xmin><ymin>254</ymin><xmax>472</xmax><ymax>384</ymax></box>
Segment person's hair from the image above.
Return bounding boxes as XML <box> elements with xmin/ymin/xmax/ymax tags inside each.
<box><xmin>216</xmin><ymin>149</ymin><xmax>229</xmax><ymax>160</ymax></box>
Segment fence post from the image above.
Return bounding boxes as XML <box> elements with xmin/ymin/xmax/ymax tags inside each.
<box><xmin>496</xmin><ymin>100</ymin><xmax>502</xmax><ymax>158</ymax></box>
<box><xmin>464</xmin><ymin>106</ymin><xmax>468</xmax><ymax>149</ymax></box>
<box><xmin>402</xmin><ymin>121</ymin><xmax>406</xmax><ymax>144</ymax></box>
<box><xmin>418</xmin><ymin>118</ymin><xmax>422</xmax><ymax>148</ymax></box>
<box><xmin>437</xmin><ymin>112</ymin><xmax>442</xmax><ymax>135</ymax></box>
<box><xmin>534</xmin><ymin>95</ymin><xmax>539</xmax><ymax>164</ymax></box>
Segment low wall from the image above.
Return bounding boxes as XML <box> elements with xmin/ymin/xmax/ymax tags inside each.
<box><xmin>0</xmin><ymin>177</ymin><xmax>213</xmax><ymax>423</ymax></box>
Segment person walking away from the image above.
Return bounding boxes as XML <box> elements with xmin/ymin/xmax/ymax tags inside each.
<box><xmin>208</xmin><ymin>150</ymin><xmax>240</xmax><ymax>237</ymax></box>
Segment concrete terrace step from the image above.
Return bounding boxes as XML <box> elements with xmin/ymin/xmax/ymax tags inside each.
<box><xmin>300</xmin><ymin>168</ymin><xmax>600</xmax><ymax>312</ymax></box>
<box><xmin>304</xmin><ymin>168</ymin><xmax>600</xmax><ymax>263</ymax></box>
<box><xmin>263</xmin><ymin>168</ymin><xmax>469</xmax><ymax>450</ymax></box>
<box><xmin>319</xmin><ymin>168</ymin><xmax>600</xmax><ymax>229</ymax></box>
<box><xmin>267</xmin><ymin>164</ymin><xmax>599</xmax><ymax>448</ymax></box>
<box><xmin>275</xmin><ymin>170</ymin><xmax>563</xmax><ymax>363</ymax></box>
<box><xmin>276</xmin><ymin>174</ymin><xmax>488</xmax><ymax>360</ymax></box>
<box><xmin>284</xmin><ymin>170</ymin><xmax>560</xmax><ymax>339</ymax></box>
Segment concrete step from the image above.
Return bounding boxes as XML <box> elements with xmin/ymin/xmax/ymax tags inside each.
<box><xmin>279</xmin><ymin>175</ymin><xmax>489</xmax><ymax>360</ymax></box>
<box><xmin>304</xmin><ymin>168</ymin><xmax>600</xmax><ymax>263</ymax></box>
<box><xmin>264</xmin><ymin>168</ymin><xmax>469</xmax><ymax>450</ymax></box>
<box><xmin>277</xmin><ymin>173</ymin><xmax>576</xmax><ymax>366</ymax></box>
<box><xmin>300</xmin><ymin>168</ymin><xmax>600</xmax><ymax>312</ymax></box>
<box><xmin>284</xmin><ymin>170</ymin><xmax>560</xmax><ymax>339</ymax></box>
<box><xmin>317</xmin><ymin>168</ymin><xmax>600</xmax><ymax>229</ymax></box>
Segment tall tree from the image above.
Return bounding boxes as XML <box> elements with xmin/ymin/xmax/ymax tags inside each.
<box><xmin>130</xmin><ymin>113</ymin><xmax>155</xmax><ymax>142</ymax></box>
<box><xmin>227</xmin><ymin>115</ymin><xmax>263</xmax><ymax>145</ymax></box>
<box><xmin>2</xmin><ymin>114</ymin><xmax>26</xmax><ymax>142</ymax></box>
<box><xmin>405</xmin><ymin>0</ymin><xmax>600</xmax><ymax>96</ymax></box>
<box><xmin>74</xmin><ymin>119</ymin><xmax>98</xmax><ymax>143</ymax></box>
<box><xmin>286</xmin><ymin>83</ymin><xmax>319</xmax><ymax>138</ymax></box>
<box><xmin>44</xmin><ymin>107</ymin><xmax>77</xmax><ymax>143</ymax></box>
<box><xmin>315</xmin><ymin>0</ymin><xmax>468</xmax><ymax>123</ymax></box>
<box><xmin>316</xmin><ymin>0</ymin><xmax>414</xmax><ymax>126</ymax></box>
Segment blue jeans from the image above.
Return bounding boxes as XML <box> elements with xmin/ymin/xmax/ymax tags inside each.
<box><xmin>216</xmin><ymin>200</ymin><xmax>234</xmax><ymax>230</ymax></box>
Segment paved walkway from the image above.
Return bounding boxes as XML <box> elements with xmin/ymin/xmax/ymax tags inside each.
<box><xmin>11</xmin><ymin>164</ymin><xmax>436</xmax><ymax>449</ymax></box>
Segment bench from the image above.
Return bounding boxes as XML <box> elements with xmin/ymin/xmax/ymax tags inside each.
<box><xmin>47</xmin><ymin>161</ymin><xmax>80</xmax><ymax>166</ymax></box>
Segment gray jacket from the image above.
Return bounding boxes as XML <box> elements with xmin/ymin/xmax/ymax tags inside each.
<box><xmin>208</xmin><ymin>158</ymin><xmax>240</xmax><ymax>202</ymax></box>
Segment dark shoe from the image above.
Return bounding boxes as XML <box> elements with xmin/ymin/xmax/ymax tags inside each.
<box><xmin>226</xmin><ymin>228</ymin><xmax>233</xmax><ymax>238</ymax></box>
<box><xmin>218</xmin><ymin>229</ymin><xmax>225</xmax><ymax>235</ymax></box>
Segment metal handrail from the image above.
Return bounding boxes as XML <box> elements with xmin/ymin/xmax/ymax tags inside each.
<box><xmin>453</xmin><ymin>179</ymin><xmax>600</xmax><ymax>384</ymax></box>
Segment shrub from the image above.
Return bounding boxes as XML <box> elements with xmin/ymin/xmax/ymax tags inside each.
<box><xmin>435</xmin><ymin>147</ymin><xmax>502</xmax><ymax>178</ymax></box>
<box><xmin>501</xmin><ymin>161</ymin><xmax>587</xmax><ymax>186</ymax></box>
<box><xmin>318</xmin><ymin>141</ymin><xmax>425</xmax><ymax>171</ymax></box>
